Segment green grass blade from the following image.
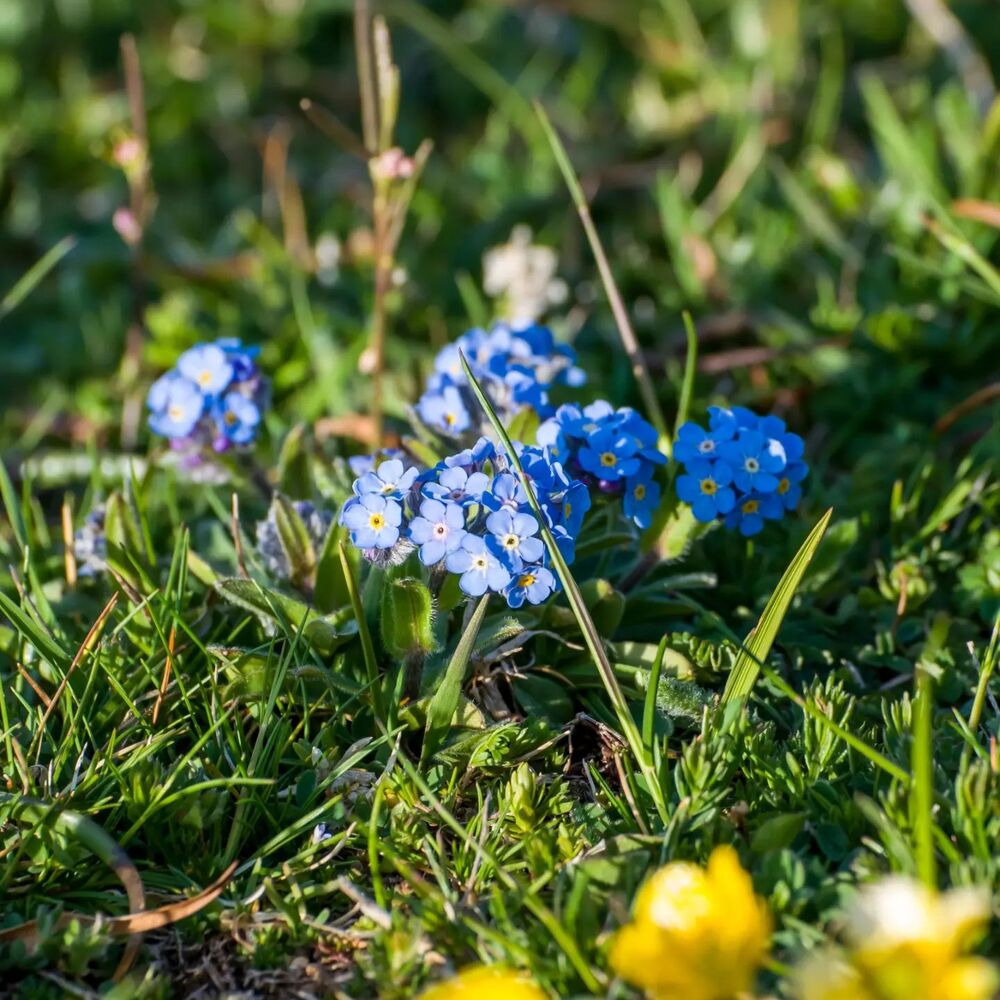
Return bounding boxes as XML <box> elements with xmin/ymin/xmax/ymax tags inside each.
<box><xmin>0</xmin><ymin>236</ymin><xmax>76</xmax><ymax>320</ymax></box>
<box><xmin>642</xmin><ymin>636</ymin><xmax>667</xmax><ymax>756</ymax></box>
<box><xmin>422</xmin><ymin>594</ymin><xmax>489</xmax><ymax>764</ymax></box>
<box><xmin>339</xmin><ymin>541</ymin><xmax>386</xmax><ymax>724</ymax></box>
<box><xmin>459</xmin><ymin>351</ymin><xmax>668</xmax><ymax>824</ymax></box>
<box><xmin>534</xmin><ymin>100</ymin><xmax>670</xmax><ymax>447</ymax></box>
<box><xmin>722</xmin><ymin>508</ymin><xmax>833</xmax><ymax>703</ymax></box>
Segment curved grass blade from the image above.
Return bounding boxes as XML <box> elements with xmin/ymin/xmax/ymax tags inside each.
<box><xmin>459</xmin><ymin>351</ymin><xmax>668</xmax><ymax>824</ymax></box>
<box><xmin>722</xmin><ymin>508</ymin><xmax>833</xmax><ymax>703</ymax></box>
<box><xmin>0</xmin><ymin>793</ymin><xmax>146</xmax><ymax>978</ymax></box>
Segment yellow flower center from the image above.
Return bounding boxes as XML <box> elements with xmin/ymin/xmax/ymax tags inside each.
<box><xmin>444</xmin><ymin>412</ymin><xmax>456</xmax><ymax>426</ymax></box>
<box><xmin>564</xmin><ymin>502</ymin><xmax>572</xmax><ymax>518</ymax></box>
<box><xmin>699</xmin><ymin>478</ymin><xmax>717</xmax><ymax>495</ymax></box>
<box><xmin>224</xmin><ymin>410</ymin><xmax>237</xmax><ymax>426</ymax></box>
<box><xmin>744</xmin><ymin>457</ymin><xmax>760</xmax><ymax>473</ymax></box>
<box><xmin>167</xmin><ymin>404</ymin><xmax>186</xmax><ymax>421</ymax></box>
<box><xmin>600</xmin><ymin>451</ymin><xmax>617</xmax><ymax>468</ymax></box>
<box><xmin>472</xmin><ymin>556</ymin><xmax>488</xmax><ymax>571</ymax></box>
<box><xmin>742</xmin><ymin>499</ymin><xmax>759</xmax><ymax>514</ymax></box>
<box><xmin>503</xmin><ymin>533</ymin><xmax>519</xmax><ymax>549</ymax></box>
<box><xmin>633</xmin><ymin>484</ymin><xmax>646</xmax><ymax>501</ymax></box>
<box><xmin>517</xmin><ymin>573</ymin><xmax>536</xmax><ymax>588</ymax></box>
<box><xmin>196</xmin><ymin>369</ymin><xmax>213</xmax><ymax>388</ymax></box>
<box><xmin>368</xmin><ymin>513</ymin><xmax>386</xmax><ymax>530</ymax></box>
<box><xmin>777</xmin><ymin>477</ymin><xmax>790</xmax><ymax>494</ymax></box>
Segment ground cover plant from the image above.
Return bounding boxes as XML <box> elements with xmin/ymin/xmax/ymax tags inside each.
<box><xmin>0</xmin><ymin>0</ymin><xmax>998</xmax><ymax>997</ymax></box>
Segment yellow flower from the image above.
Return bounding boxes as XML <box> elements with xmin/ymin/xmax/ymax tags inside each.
<box><xmin>610</xmin><ymin>845</ymin><xmax>771</xmax><ymax>1000</ymax></box>
<box><xmin>418</xmin><ymin>965</ymin><xmax>548</xmax><ymax>1000</ymax></box>
<box><xmin>793</xmin><ymin>877</ymin><xmax>999</xmax><ymax>1000</ymax></box>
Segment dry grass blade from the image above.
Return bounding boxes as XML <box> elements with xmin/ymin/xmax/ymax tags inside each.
<box><xmin>30</xmin><ymin>592</ymin><xmax>119</xmax><ymax>762</ymax></box>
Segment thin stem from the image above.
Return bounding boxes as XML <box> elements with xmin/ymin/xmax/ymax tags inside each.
<box><xmin>913</xmin><ymin>665</ymin><xmax>936</xmax><ymax>887</ymax></box>
<box><xmin>968</xmin><ymin>613</ymin><xmax>999</xmax><ymax>734</ymax></box>
<box><xmin>353</xmin><ymin>0</ymin><xmax>379</xmax><ymax>154</ymax></box>
<box><xmin>534</xmin><ymin>101</ymin><xmax>669</xmax><ymax>445</ymax></box>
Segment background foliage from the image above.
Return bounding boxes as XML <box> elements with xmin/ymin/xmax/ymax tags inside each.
<box><xmin>0</xmin><ymin>0</ymin><xmax>998</xmax><ymax>997</ymax></box>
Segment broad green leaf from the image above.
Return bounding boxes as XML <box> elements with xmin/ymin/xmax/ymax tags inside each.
<box><xmin>314</xmin><ymin>521</ymin><xmax>349</xmax><ymax>613</ymax></box>
<box><xmin>271</xmin><ymin>493</ymin><xmax>317</xmax><ymax>593</ymax></box>
<box><xmin>722</xmin><ymin>508</ymin><xmax>833</xmax><ymax>703</ymax></box>
<box><xmin>507</xmin><ymin>406</ymin><xmax>540</xmax><ymax>446</ymax></box>
<box><xmin>381</xmin><ymin>576</ymin><xmax>436</xmax><ymax>661</ymax></box>
<box><xmin>277</xmin><ymin>423</ymin><xmax>312</xmax><ymax>499</ymax></box>
<box><xmin>213</xmin><ymin>577</ymin><xmax>356</xmax><ymax>654</ymax></box>
<box><xmin>422</xmin><ymin>594</ymin><xmax>489</xmax><ymax>763</ymax></box>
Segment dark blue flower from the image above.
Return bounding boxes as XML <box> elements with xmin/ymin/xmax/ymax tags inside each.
<box><xmin>578</xmin><ymin>427</ymin><xmax>640</xmax><ymax>481</ymax></box>
<box><xmin>445</xmin><ymin>534</ymin><xmax>511</xmax><ymax>596</ymax></box>
<box><xmin>485</xmin><ymin>508</ymin><xmax>544</xmax><ymax>569</ymax></box>
<box><xmin>213</xmin><ymin>391</ymin><xmax>261</xmax><ymax>446</ymax></box>
<box><xmin>340</xmin><ymin>494</ymin><xmax>403</xmax><ymax>548</ymax></box>
<box><xmin>407</xmin><ymin>498</ymin><xmax>466</xmax><ymax>566</ymax></box>
<box><xmin>216</xmin><ymin>338</ymin><xmax>259</xmax><ymax>382</ymax></box>
<box><xmin>674</xmin><ymin>420</ymin><xmax>734</xmax><ymax>464</ymax></box>
<box><xmin>775</xmin><ymin>461</ymin><xmax>808</xmax><ymax>510</ymax></box>
<box><xmin>483</xmin><ymin>472</ymin><xmax>531</xmax><ymax>514</ymax></box>
<box><xmin>505</xmin><ymin>566</ymin><xmax>556</xmax><ymax>608</ymax></box>
<box><xmin>675</xmin><ymin>459</ymin><xmax>736</xmax><ymax>523</ymax></box>
<box><xmin>148</xmin><ymin>374</ymin><xmax>204</xmax><ymax>439</ymax></box>
<box><xmin>557</xmin><ymin>481</ymin><xmax>591</xmax><ymax>536</ymax></box>
<box><xmin>719</xmin><ymin>430</ymin><xmax>786</xmax><ymax>494</ymax></box>
<box><xmin>623</xmin><ymin>468</ymin><xmax>662</xmax><ymax>528</ymax></box>
<box><xmin>724</xmin><ymin>491</ymin><xmax>783</xmax><ymax>537</ymax></box>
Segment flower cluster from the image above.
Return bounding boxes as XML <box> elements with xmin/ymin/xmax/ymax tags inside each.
<box><xmin>674</xmin><ymin>406</ymin><xmax>807</xmax><ymax>537</ymax></box>
<box><xmin>339</xmin><ymin>438</ymin><xmax>589</xmax><ymax>609</ymax></box>
<box><xmin>415</xmin><ymin>322</ymin><xmax>585</xmax><ymax>438</ymax></box>
<box><xmin>536</xmin><ymin>401</ymin><xmax>667</xmax><ymax>528</ymax></box>
<box><xmin>147</xmin><ymin>339</ymin><xmax>268</xmax><ymax>455</ymax></box>
<box><xmin>610</xmin><ymin>845</ymin><xmax>771</xmax><ymax>1000</ymax></box>
<box><xmin>793</xmin><ymin>876</ymin><xmax>998</xmax><ymax>1000</ymax></box>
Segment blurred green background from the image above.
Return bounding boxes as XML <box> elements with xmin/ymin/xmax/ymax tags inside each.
<box><xmin>1</xmin><ymin>0</ymin><xmax>998</xmax><ymax>478</ymax></box>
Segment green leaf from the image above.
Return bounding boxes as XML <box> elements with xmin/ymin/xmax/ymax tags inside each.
<box><xmin>381</xmin><ymin>576</ymin><xmax>436</xmax><ymax>661</ymax></box>
<box><xmin>580</xmin><ymin>579</ymin><xmax>626</xmax><ymax>636</ymax></box>
<box><xmin>314</xmin><ymin>522</ymin><xmax>349</xmax><ymax>613</ymax></box>
<box><xmin>271</xmin><ymin>493</ymin><xmax>318</xmax><ymax>593</ymax></box>
<box><xmin>751</xmin><ymin>812</ymin><xmax>806</xmax><ymax>854</ymax></box>
<box><xmin>722</xmin><ymin>509</ymin><xmax>833</xmax><ymax>703</ymax></box>
<box><xmin>507</xmin><ymin>406</ymin><xmax>540</xmax><ymax>446</ymax></box>
<box><xmin>422</xmin><ymin>595</ymin><xmax>489</xmax><ymax>763</ymax></box>
<box><xmin>213</xmin><ymin>577</ymin><xmax>356</xmax><ymax>654</ymax></box>
<box><xmin>277</xmin><ymin>424</ymin><xmax>312</xmax><ymax>499</ymax></box>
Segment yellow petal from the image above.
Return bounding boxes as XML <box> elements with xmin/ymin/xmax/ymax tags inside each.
<box><xmin>418</xmin><ymin>966</ymin><xmax>548</xmax><ymax>1000</ymax></box>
